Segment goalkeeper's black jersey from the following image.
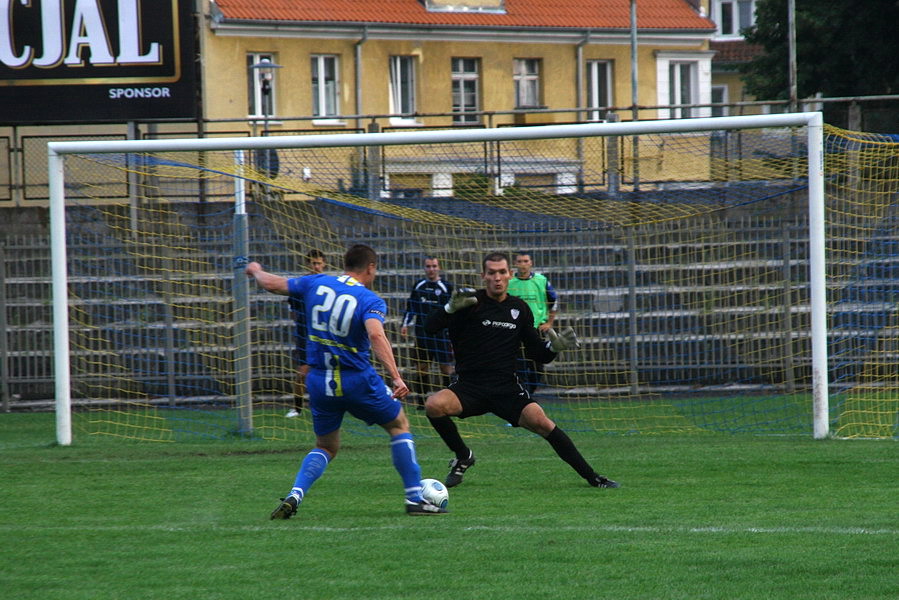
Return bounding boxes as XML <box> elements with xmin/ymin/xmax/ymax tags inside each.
<box><xmin>425</xmin><ymin>289</ymin><xmax>556</xmax><ymax>378</ymax></box>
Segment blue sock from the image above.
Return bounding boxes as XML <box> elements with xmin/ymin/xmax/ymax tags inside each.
<box><xmin>289</xmin><ymin>449</ymin><xmax>330</xmax><ymax>501</ymax></box>
<box><xmin>390</xmin><ymin>433</ymin><xmax>423</xmax><ymax>502</ymax></box>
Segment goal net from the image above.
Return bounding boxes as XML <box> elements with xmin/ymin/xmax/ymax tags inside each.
<box><xmin>48</xmin><ymin>114</ymin><xmax>899</xmax><ymax>443</ymax></box>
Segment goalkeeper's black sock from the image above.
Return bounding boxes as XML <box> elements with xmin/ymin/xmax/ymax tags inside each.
<box><xmin>419</xmin><ymin>372</ymin><xmax>431</xmax><ymax>396</ymax></box>
<box><xmin>428</xmin><ymin>415</ymin><xmax>469</xmax><ymax>459</ymax></box>
<box><xmin>545</xmin><ymin>426</ymin><xmax>595</xmax><ymax>480</ymax></box>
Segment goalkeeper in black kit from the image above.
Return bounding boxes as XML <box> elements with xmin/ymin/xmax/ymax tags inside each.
<box><xmin>424</xmin><ymin>251</ymin><xmax>619</xmax><ymax>489</ymax></box>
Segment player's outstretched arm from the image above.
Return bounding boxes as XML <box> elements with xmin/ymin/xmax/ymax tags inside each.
<box><xmin>546</xmin><ymin>326</ymin><xmax>580</xmax><ymax>352</ymax></box>
<box><xmin>245</xmin><ymin>261</ymin><xmax>289</xmax><ymax>295</ymax></box>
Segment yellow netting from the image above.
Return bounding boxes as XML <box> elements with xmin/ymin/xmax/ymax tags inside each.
<box><xmin>59</xmin><ymin>123</ymin><xmax>898</xmax><ymax>440</ymax></box>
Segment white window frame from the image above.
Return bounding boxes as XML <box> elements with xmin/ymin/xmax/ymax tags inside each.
<box><xmin>389</xmin><ymin>55</ymin><xmax>419</xmax><ymax>125</ymax></box>
<box><xmin>655</xmin><ymin>51</ymin><xmax>714</xmax><ymax>119</ymax></box>
<box><xmin>311</xmin><ymin>54</ymin><xmax>341</xmax><ymax>123</ymax></box>
<box><xmin>670</xmin><ymin>62</ymin><xmax>697</xmax><ymax>119</ymax></box>
<box><xmin>513</xmin><ymin>58</ymin><xmax>541</xmax><ymax>108</ymax></box>
<box><xmin>712</xmin><ymin>0</ymin><xmax>756</xmax><ymax>40</ymax></box>
<box><xmin>247</xmin><ymin>52</ymin><xmax>277</xmax><ymax>120</ymax></box>
<box><xmin>586</xmin><ymin>60</ymin><xmax>613</xmax><ymax>121</ymax></box>
<box><xmin>452</xmin><ymin>57</ymin><xmax>481</xmax><ymax>124</ymax></box>
<box><xmin>711</xmin><ymin>85</ymin><xmax>729</xmax><ymax>117</ymax></box>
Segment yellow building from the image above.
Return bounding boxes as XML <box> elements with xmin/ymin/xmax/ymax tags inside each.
<box><xmin>0</xmin><ymin>0</ymin><xmax>733</xmax><ymax>207</ymax></box>
<box><xmin>203</xmin><ymin>0</ymin><xmax>719</xmax><ymax>131</ymax></box>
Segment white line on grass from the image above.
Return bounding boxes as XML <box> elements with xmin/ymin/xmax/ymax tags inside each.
<box><xmin>2</xmin><ymin>523</ymin><xmax>895</xmax><ymax>536</ymax></box>
<box><xmin>459</xmin><ymin>524</ymin><xmax>897</xmax><ymax>536</ymax></box>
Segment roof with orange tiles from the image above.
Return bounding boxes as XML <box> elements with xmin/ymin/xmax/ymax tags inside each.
<box><xmin>710</xmin><ymin>40</ymin><xmax>764</xmax><ymax>63</ymax></box>
<box><xmin>211</xmin><ymin>0</ymin><xmax>716</xmax><ymax>31</ymax></box>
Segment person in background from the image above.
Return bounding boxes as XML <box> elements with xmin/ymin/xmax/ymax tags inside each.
<box><xmin>401</xmin><ymin>257</ymin><xmax>455</xmax><ymax>408</ymax></box>
<box><xmin>507</xmin><ymin>251</ymin><xmax>559</xmax><ymax>395</ymax></box>
<box><xmin>285</xmin><ymin>249</ymin><xmax>326</xmax><ymax>418</ymax></box>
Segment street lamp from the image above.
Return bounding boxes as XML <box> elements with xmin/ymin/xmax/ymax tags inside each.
<box><xmin>249</xmin><ymin>58</ymin><xmax>282</xmax><ymax>178</ymax></box>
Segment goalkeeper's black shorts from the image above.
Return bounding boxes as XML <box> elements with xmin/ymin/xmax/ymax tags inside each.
<box><xmin>449</xmin><ymin>374</ymin><xmax>533</xmax><ymax>426</ymax></box>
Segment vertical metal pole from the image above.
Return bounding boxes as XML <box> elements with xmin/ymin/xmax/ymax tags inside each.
<box><xmin>10</xmin><ymin>126</ymin><xmax>23</xmax><ymax>205</ymax></box>
<box><xmin>233</xmin><ymin>150</ymin><xmax>253</xmax><ymax>435</ymax></box>
<box><xmin>607</xmin><ymin>113</ymin><xmax>621</xmax><ymax>196</ymax></box>
<box><xmin>355</xmin><ymin>27</ymin><xmax>368</xmax><ymax>132</ymax></box>
<box><xmin>781</xmin><ymin>220</ymin><xmax>796</xmax><ymax>394</ymax></box>
<box><xmin>630</xmin><ymin>0</ymin><xmax>639</xmax><ymax>120</ymax></box>
<box><xmin>49</xmin><ymin>148</ymin><xmax>72</xmax><ymax>445</ymax></box>
<box><xmin>630</xmin><ymin>0</ymin><xmax>641</xmax><ymax>190</ymax></box>
<box><xmin>807</xmin><ymin>113</ymin><xmax>828</xmax><ymax>438</ymax></box>
<box><xmin>367</xmin><ymin>122</ymin><xmax>382</xmax><ymax>201</ymax></box>
<box><xmin>127</xmin><ymin>122</ymin><xmax>140</xmax><ymax>238</ymax></box>
<box><xmin>788</xmin><ymin>0</ymin><xmax>798</xmax><ymax>113</ymax></box>
<box><xmin>0</xmin><ymin>242</ymin><xmax>10</xmax><ymax>412</ymax></box>
<box><xmin>627</xmin><ymin>229</ymin><xmax>639</xmax><ymax>394</ymax></box>
<box><xmin>576</xmin><ymin>32</ymin><xmax>588</xmax><ymax>190</ymax></box>
<box><xmin>161</xmin><ymin>246</ymin><xmax>177</xmax><ymax>405</ymax></box>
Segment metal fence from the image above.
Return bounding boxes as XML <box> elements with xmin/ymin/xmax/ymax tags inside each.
<box><xmin>0</xmin><ymin>213</ymin><xmax>813</xmax><ymax>411</ymax></box>
<box><xmin>1</xmin><ymin>95</ymin><xmax>898</xmax><ymax>208</ymax></box>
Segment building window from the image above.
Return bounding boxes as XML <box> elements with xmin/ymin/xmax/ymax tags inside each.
<box><xmin>389</xmin><ymin>55</ymin><xmax>417</xmax><ymax>119</ymax></box>
<box><xmin>452</xmin><ymin>57</ymin><xmax>480</xmax><ymax>124</ymax></box>
<box><xmin>311</xmin><ymin>54</ymin><xmax>340</xmax><ymax>118</ymax></box>
<box><xmin>711</xmin><ymin>85</ymin><xmax>729</xmax><ymax>117</ymax></box>
<box><xmin>247</xmin><ymin>52</ymin><xmax>276</xmax><ymax>118</ymax></box>
<box><xmin>714</xmin><ymin>0</ymin><xmax>755</xmax><ymax>38</ymax></box>
<box><xmin>586</xmin><ymin>60</ymin><xmax>612</xmax><ymax>121</ymax></box>
<box><xmin>513</xmin><ymin>58</ymin><xmax>541</xmax><ymax>108</ymax></box>
<box><xmin>668</xmin><ymin>62</ymin><xmax>696</xmax><ymax>119</ymax></box>
<box><xmin>656</xmin><ymin>51</ymin><xmax>713</xmax><ymax>119</ymax></box>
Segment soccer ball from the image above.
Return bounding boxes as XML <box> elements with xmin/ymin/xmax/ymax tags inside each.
<box><xmin>420</xmin><ymin>478</ymin><xmax>449</xmax><ymax>509</ymax></box>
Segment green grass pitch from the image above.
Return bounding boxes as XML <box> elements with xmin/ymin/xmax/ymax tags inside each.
<box><xmin>1</xmin><ymin>412</ymin><xmax>896</xmax><ymax>599</ymax></box>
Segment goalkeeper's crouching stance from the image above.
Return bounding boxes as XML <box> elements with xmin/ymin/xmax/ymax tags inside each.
<box><xmin>423</xmin><ymin>251</ymin><xmax>619</xmax><ymax>489</ymax></box>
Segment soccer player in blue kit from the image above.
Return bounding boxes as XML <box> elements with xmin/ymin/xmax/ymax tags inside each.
<box><xmin>246</xmin><ymin>244</ymin><xmax>447</xmax><ymax>518</ymax></box>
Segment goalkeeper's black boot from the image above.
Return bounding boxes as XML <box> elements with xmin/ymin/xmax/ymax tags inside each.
<box><xmin>405</xmin><ymin>499</ymin><xmax>449</xmax><ymax>515</ymax></box>
<box><xmin>588</xmin><ymin>473</ymin><xmax>620</xmax><ymax>488</ymax></box>
<box><xmin>445</xmin><ymin>450</ymin><xmax>475</xmax><ymax>488</ymax></box>
<box><xmin>270</xmin><ymin>494</ymin><xmax>299</xmax><ymax>519</ymax></box>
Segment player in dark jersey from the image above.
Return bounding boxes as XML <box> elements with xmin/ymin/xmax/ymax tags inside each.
<box><xmin>285</xmin><ymin>249</ymin><xmax>326</xmax><ymax>418</ymax></box>
<box><xmin>401</xmin><ymin>257</ymin><xmax>454</xmax><ymax>406</ymax></box>
<box><xmin>424</xmin><ymin>251</ymin><xmax>619</xmax><ymax>489</ymax></box>
<box><xmin>247</xmin><ymin>244</ymin><xmax>447</xmax><ymax>518</ymax></box>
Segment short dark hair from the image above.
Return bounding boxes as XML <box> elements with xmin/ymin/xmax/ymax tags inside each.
<box><xmin>306</xmin><ymin>248</ymin><xmax>324</xmax><ymax>262</ymax></box>
<box><xmin>344</xmin><ymin>244</ymin><xmax>377</xmax><ymax>271</ymax></box>
<box><xmin>514</xmin><ymin>251</ymin><xmax>532</xmax><ymax>259</ymax></box>
<box><xmin>482</xmin><ymin>251</ymin><xmax>510</xmax><ymax>272</ymax></box>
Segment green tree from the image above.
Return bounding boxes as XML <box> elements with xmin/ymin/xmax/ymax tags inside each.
<box><xmin>740</xmin><ymin>0</ymin><xmax>899</xmax><ymax>100</ymax></box>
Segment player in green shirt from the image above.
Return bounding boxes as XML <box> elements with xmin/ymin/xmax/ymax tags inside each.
<box><xmin>507</xmin><ymin>252</ymin><xmax>558</xmax><ymax>394</ymax></box>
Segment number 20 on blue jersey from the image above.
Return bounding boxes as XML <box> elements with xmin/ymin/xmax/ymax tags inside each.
<box><xmin>310</xmin><ymin>285</ymin><xmax>358</xmax><ymax>338</ymax></box>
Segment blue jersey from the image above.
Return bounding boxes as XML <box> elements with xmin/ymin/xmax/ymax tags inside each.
<box><xmin>288</xmin><ymin>273</ymin><xmax>387</xmax><ymax>372</ymax></box>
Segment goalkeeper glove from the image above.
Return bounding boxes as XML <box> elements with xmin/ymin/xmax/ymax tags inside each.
<box><xmin>547</xmin><ymin>327</ymin><xmax>580</xmax><ymax>352</ymax></box>
<box><xmin>445</xmin><ymin>287</ymin><xmax>478</xmax><ymax>313</ymax></box>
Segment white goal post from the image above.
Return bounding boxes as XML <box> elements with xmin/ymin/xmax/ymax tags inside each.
<box><xmin>48</xmin><ymin>112</ymin><xmax>827</xmax><ymax>445</ymax></box>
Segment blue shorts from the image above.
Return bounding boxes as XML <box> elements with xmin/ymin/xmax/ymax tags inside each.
<box><xmin>306</xmin><ymin>366</ymin><xmax>402</xmax><ymax>436</ymax></box>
